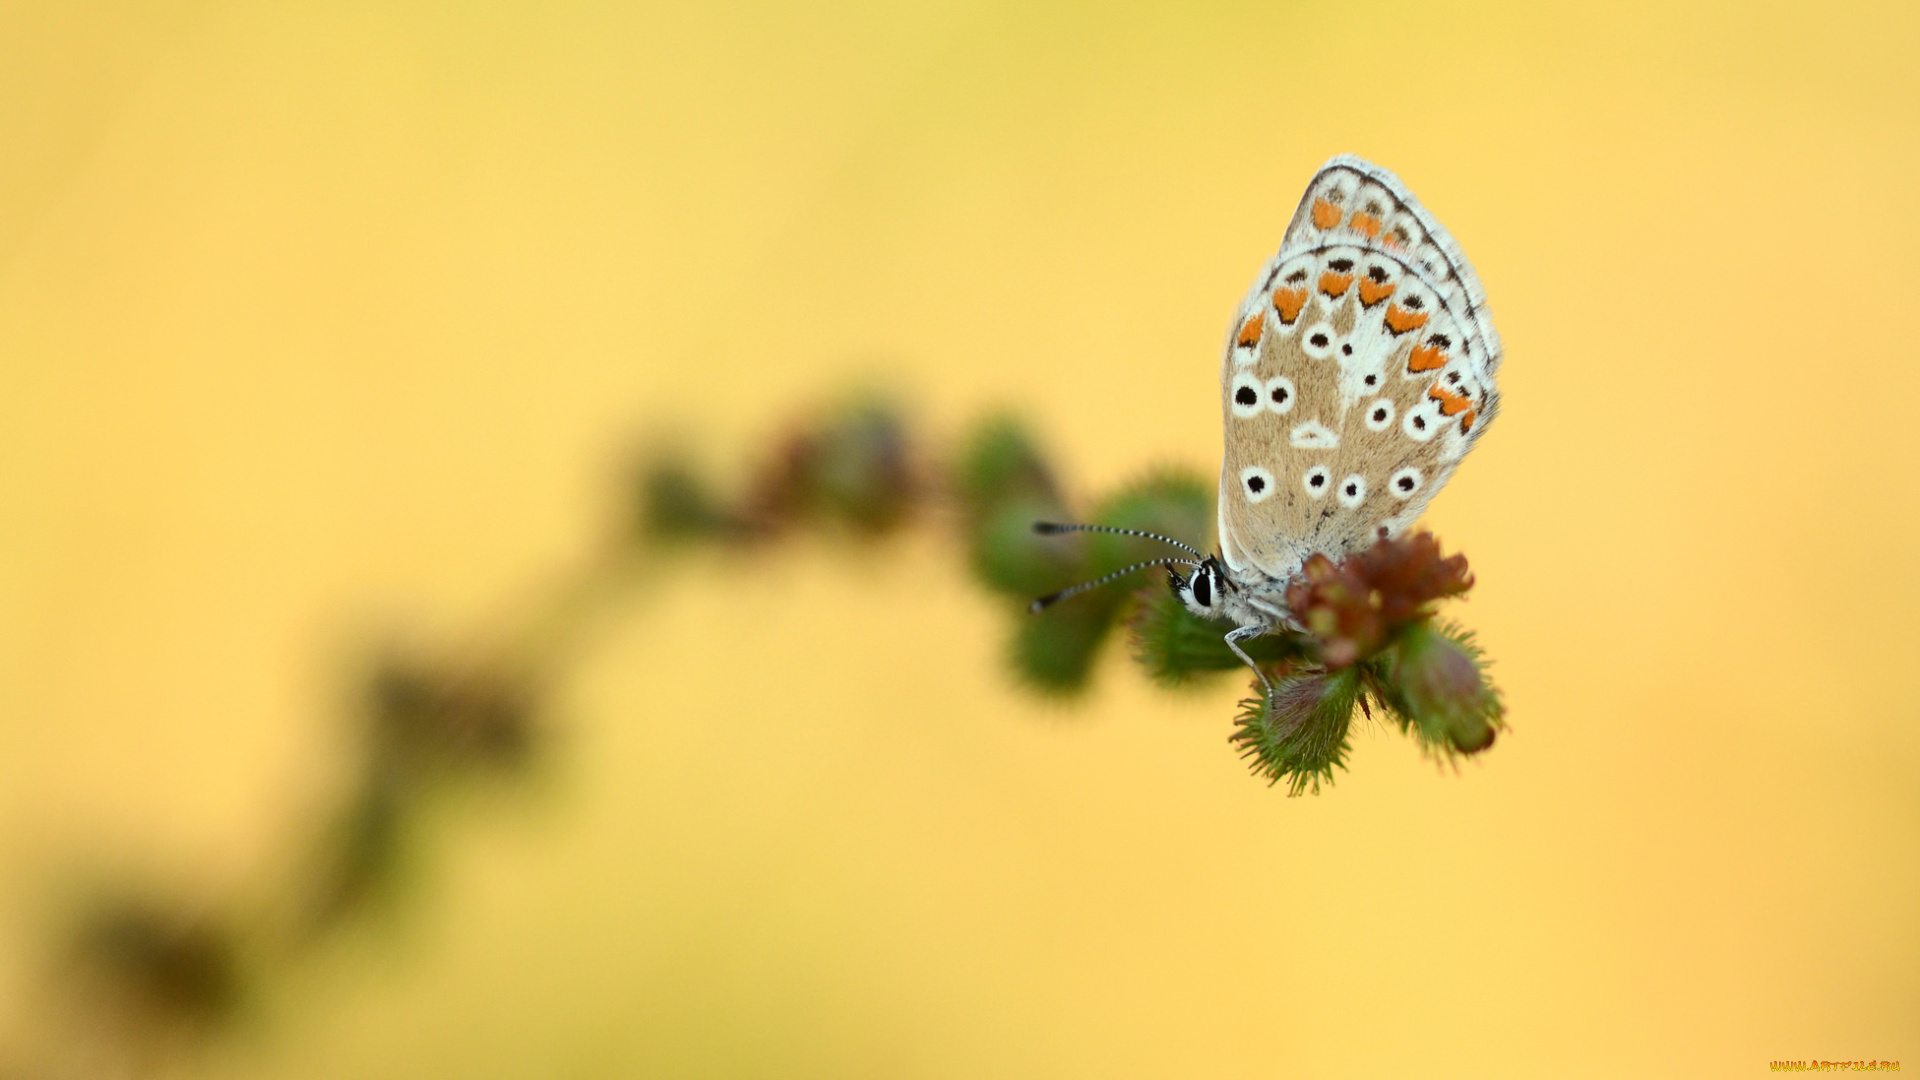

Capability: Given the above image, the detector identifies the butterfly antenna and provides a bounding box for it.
[1028,557,1198,614]
[1031,521,1203,559]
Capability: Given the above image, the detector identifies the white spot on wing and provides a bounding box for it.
[1362,398,1395,431]
[1402,400,1440,442]
[1239,465,1276,503]
[1396,279,1436,314]
[1229,372,1264,418]
[1322,173,1356,206]
[1389,467,1424,500]
[1384,210,1424,251]
[1336,474,1367,508]
[1290,421,1339,449]
[1300,322,1337,360]
[1302,465,1331,499]
[1264,376,1296,414]
[1352,183,1392,223]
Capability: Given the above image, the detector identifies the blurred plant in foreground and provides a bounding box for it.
[638,399,1503,795]
[17,392,1503,1077]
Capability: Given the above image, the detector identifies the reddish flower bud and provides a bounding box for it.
[738,402,922,538]
[1284,532,1473,667]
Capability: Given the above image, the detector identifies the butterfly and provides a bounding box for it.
[1034,154,1502,695]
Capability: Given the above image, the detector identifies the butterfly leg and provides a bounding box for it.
[1224,625,1274,701]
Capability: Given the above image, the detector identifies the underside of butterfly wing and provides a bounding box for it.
[1217,156,1502,582]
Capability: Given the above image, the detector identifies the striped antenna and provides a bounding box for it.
[1028,556,1198,614]
[1031,521,1203,559]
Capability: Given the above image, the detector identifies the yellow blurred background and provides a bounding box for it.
[2,0,1916,1076]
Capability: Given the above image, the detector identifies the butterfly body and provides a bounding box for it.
[1171,155,1501,675]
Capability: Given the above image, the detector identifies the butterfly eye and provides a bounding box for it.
[1192,571,1212,609]
[1337,475,1367,508]
[1301,465,1331,499]
[1389,467,1424,500]
[1363,399,1395,431]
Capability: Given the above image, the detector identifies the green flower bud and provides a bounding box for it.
[1379,621,1503,756]
[1229,666,1362,795]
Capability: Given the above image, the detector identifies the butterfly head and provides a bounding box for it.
[1169,555,1229,620]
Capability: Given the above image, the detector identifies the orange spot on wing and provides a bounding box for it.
[1235,312,1264,348]
[1380,230,1406,250]
[1428,384,1472,416]
[1384,304,1429,335]
[1460,408,1478,433]
[1311,198,1342,230]
[1271,286,1308,324]
[1357,278,1395,307]
[1408,343,1447,372]
[1318,272,1353,297]
[1350,212,1381,239]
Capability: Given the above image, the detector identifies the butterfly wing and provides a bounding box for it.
[1217,155,1502,581]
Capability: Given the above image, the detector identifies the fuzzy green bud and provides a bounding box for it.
[1381,621,1503,755]
[1229,666,1362,795]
